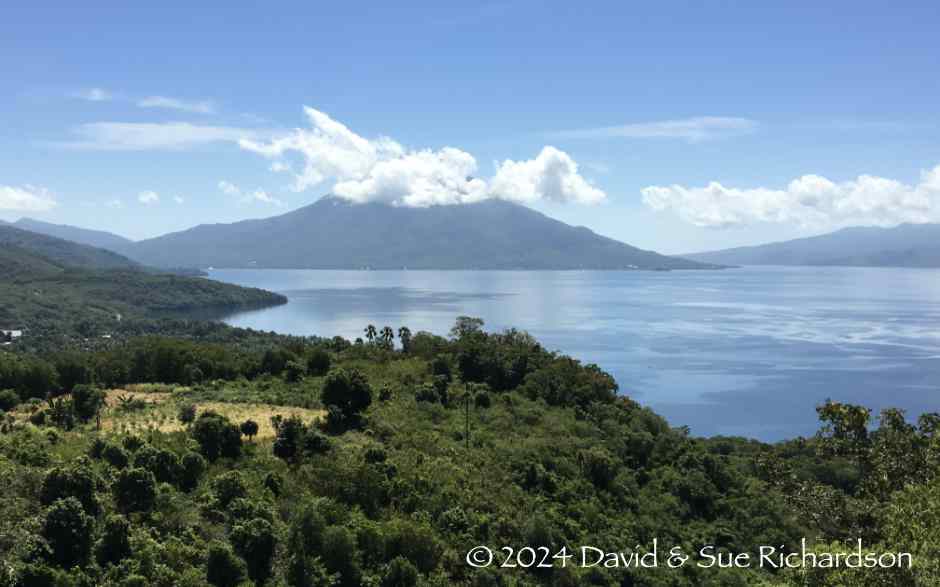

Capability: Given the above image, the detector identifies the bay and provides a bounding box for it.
[207,267,940,441]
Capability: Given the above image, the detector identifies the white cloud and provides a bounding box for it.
[57,122,265,151]
[173,195,185,205]
[0,185,57,212]
[105,198,124,209]
[137,96,216,114]
[70,88,112,102]
[217,181,284,206]
[552,116,758,142]
[642,165,940,229]
[240,107,605,207]
[138,190,160,205]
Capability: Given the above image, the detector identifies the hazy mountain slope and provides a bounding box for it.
[684,223,940,267]
[0,224,141,271]
[14,217,134,251]
[123,196,719,270]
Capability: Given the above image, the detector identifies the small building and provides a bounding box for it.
[1,329,23,339]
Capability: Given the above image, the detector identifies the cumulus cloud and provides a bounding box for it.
[138,96,216,114]
[642,165,940,229]
[240,107,605,207]
[217,180,284,206]
[57,122,265,151]
[138,190,160,205]
[0,185,57,212]
[69,88,112,102]
[552,116,758,142]
[173,195,185,204]
[105,198,124,209]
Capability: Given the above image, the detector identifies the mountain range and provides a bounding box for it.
[103,196,719,270]
[684,223,940,267]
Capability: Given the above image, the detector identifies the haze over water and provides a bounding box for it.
[209,267,940,441]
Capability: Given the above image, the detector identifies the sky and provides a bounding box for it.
[1,1,939,254]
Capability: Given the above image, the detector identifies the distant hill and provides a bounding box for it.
[121,196,719,270]
[0,224,140,271]
[684,223,940,267]
[14,217,134,251]
[0,229,286,335]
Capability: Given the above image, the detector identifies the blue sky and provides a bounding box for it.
[2,1,939,254]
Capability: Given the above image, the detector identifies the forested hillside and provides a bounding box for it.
[1,318,935,586]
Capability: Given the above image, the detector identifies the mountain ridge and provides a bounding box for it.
[683,222,940,267]
[117,196,721,270]
[13,217,134,250]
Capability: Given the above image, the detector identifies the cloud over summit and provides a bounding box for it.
[240,107,605,207]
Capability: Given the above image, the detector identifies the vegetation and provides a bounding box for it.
[1,316,935,585]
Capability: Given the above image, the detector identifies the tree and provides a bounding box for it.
[273,415,306,462]
[41,497,94,568]
[364,324,377,344]
[284,359,307,382]
[211,471,248,509]
[382,556,420,587]
[134,446,182,484]
[240,419,259,441]
[397,327,412,353]
[206,541,246,587]
[192,411,243,462]
[380,326,395,349]
[40,459,100,516]
[306,348,331,376]
[450,316,484,339]
[321,368,372,422]
[179,452,206,492]
[0,388,19,412]
[231,518,277,585]
[261,347,295,376]
[321,526,361,587]
[113,467,157,514]
[95,514,131,566]
[70,384,105,423]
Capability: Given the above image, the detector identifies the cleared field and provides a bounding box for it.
[101,389,325,439]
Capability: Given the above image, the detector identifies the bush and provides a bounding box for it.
[178,403,197,425]
[321,526,361,586]
[134,446,182,485]
[273,415,306,462]
[192,411,242,462]
[113,467,157,514]
[41,497,94,568]
[284,360,307,382]
[206,540,246,587]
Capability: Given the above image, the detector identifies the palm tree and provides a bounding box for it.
[397,326,412,353]
[380,326,395,348]
[364,324,377,344]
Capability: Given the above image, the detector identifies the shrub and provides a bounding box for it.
[284,360,307,382]
[102,444,130,470]
[321,526,361,586]
[41,497,94,568]
[273,415,306,462]
[134,446,182,485]
[178,403,197,425]
[113,467,157,514]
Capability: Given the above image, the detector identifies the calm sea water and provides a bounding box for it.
[207,267,940,441]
